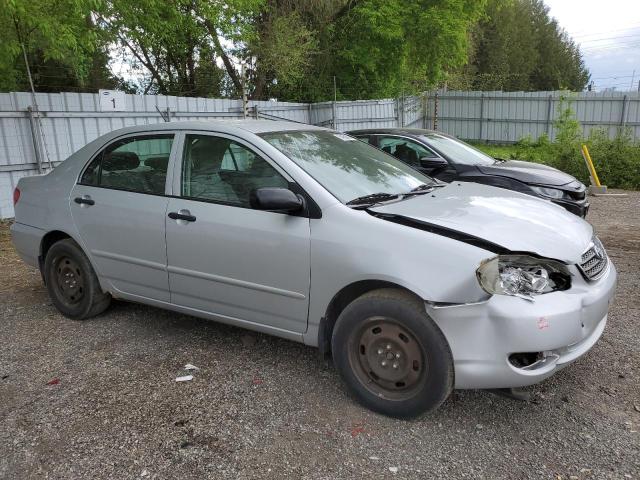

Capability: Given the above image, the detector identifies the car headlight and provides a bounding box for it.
[476,255,571,301]
[529,185,565,199]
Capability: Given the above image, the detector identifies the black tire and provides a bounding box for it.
[44,238,111,320]
[331,288,453,418]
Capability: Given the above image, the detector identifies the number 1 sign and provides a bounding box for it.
[99,90,127,112]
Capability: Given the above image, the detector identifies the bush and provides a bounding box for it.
[473,99,640,190]
[586,129,640,190]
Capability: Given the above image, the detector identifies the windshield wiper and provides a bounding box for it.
[403,183,446,195]
[346,192,399,207]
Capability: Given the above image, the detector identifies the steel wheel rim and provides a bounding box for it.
[348,316,427,401]
[53,255,85,306]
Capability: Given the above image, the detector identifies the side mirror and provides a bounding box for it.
[419,156,448,169]
[250,187,304,213]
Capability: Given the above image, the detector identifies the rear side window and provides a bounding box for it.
[80,135,174,195]
[181,134,288,207]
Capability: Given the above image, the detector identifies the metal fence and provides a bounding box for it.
[0,92,309,218]
[425,90,640,144]
[1,89,639,218]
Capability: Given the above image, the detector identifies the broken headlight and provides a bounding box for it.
[476,255,571,301]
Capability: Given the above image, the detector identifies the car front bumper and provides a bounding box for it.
[427,261,617,389]
[553,197,590,217]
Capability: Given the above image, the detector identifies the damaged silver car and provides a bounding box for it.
[11,121,616,418]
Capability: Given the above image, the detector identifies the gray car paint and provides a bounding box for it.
[11,120,616,389]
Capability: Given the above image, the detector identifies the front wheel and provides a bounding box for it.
[331,289,453,418]
[44,238,111,320]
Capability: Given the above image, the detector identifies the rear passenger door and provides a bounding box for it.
[70,133,175,302]
[165,132,311,334]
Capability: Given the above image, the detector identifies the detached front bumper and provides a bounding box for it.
[552,197,590,218]
[427,261,617,389]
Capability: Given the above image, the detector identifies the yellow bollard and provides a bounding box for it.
[581,144,601,187]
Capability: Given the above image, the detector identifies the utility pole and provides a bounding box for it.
[630,70,636,92]
[21,42,51,172]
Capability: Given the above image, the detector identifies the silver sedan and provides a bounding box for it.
[11,121,616,418]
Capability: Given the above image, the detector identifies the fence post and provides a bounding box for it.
[26,106,44,174]
[546,95,553,138]
[332,100,338,130]
[621,95,628,126]
[254,104,260,120]
[479,93,485,142]
[433,92,439,130]
[422,93,429,129]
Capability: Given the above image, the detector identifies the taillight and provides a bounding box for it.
[13,187,20,205]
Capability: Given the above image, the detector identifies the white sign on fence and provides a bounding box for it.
[99,89,127,111]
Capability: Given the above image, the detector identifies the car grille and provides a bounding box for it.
[578,237,609,281]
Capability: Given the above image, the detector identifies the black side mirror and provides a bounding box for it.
[250,187,304,213]
[419,156,448,169]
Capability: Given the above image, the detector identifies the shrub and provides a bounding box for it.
[474,98,640,190]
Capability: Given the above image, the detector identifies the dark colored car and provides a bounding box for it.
[347,128,589,217]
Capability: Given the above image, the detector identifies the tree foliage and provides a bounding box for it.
[0,0,121,91]
[0,0,591,99]
[458,0,590,91]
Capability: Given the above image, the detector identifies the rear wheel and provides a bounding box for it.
[331,288,453,418]
[44,239,111,320]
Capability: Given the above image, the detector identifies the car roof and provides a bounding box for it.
[346,127,447,137]
[102,119,328,137]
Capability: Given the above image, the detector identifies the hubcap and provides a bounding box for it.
[349,317,427,400]
[54,256,85,305]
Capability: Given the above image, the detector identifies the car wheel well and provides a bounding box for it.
[318,280,424,361]
[40,231,72,269]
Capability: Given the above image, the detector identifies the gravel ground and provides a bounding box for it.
[1,191,639,480]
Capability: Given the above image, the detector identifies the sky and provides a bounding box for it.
[545,0,640,91]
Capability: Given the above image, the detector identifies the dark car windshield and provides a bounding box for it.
[259,130,435,203]
[420,133,496,166]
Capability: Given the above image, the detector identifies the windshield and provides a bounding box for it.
[420,133,496,166]
[259,131,434,203]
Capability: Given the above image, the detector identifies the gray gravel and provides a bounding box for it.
[1,191,639,480]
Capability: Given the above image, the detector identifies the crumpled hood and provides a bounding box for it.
[370,182,592,263]
[477,159,579,187]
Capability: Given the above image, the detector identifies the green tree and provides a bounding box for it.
[260,0,487,101]
[0,0,114,91]
[468,0,589,92]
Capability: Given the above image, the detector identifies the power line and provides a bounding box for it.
[570,25,640,39]
[579,34,640,45]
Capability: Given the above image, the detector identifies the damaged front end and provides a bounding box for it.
[476,255,572,302]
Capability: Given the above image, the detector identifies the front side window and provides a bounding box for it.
[377,136,438,167]
[80,134,173,194]
[181,134,288,207]
[260,130,435,203]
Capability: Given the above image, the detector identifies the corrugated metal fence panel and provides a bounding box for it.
[2,89,640,217]
[335,99,398,131]
[433,90,640,143]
